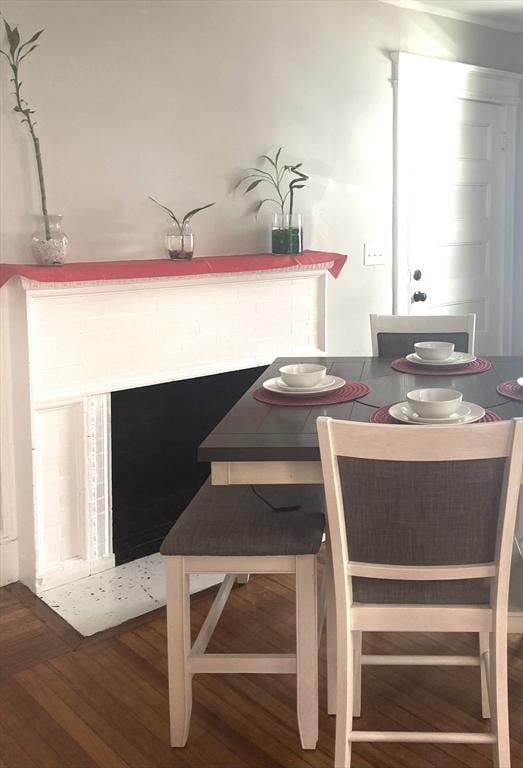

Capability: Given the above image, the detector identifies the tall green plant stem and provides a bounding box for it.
[289,167,308,218]
[11,61,50,239]
[236,148,309,220]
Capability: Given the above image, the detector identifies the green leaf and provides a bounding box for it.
[254,198,280,217]
[260,154,277,170]
[248,167,273,178]
[291,184,306,189]
[3,19,14,45]
[148,196,180,227]
[17,45,37,63]
[182,202,215,225]
[244,179,263,193]
[233,178,248,193]
[8,25,20,55]
[20,29,44,49]
[235,172,267,191]
[275,147,282,166]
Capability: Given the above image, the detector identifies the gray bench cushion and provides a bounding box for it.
[160,480,325,557]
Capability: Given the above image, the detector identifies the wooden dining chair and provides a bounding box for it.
[160,479,325,750]
[317,416,523,768]
[369,313,476,357]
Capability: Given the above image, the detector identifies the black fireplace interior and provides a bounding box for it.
[111,366,265,565]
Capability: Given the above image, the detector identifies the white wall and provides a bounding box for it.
[514,34,523,355]
[1,0,522,353]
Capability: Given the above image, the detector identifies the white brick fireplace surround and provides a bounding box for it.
[0,264,330,603]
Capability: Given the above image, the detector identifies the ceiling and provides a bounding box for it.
[380,0,523,32]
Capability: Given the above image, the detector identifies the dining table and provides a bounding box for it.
[198,355,523,632]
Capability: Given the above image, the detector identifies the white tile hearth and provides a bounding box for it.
[40,553,222,636]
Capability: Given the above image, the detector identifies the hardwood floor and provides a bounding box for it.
[1,576,522,768]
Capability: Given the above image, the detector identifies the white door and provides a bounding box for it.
[393,53,519,355]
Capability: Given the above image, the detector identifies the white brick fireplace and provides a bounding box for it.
[0,264,329,594]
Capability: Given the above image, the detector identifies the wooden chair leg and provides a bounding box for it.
[296,555,318,750]
[353,631,362,717]
[490,624,511,768]
[317,565,328,640]
[166,557,192,747]
[479,631,491,719]
[326,557,337,716]
[335,608,353,768]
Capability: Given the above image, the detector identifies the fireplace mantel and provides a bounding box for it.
[0,250,346,289]
[0,254,346,592]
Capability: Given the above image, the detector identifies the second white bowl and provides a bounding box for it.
[406,388,463,418]
[414,341,455,361]
[279,363,327,388]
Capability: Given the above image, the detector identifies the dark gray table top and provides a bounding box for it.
[198,356,523,463]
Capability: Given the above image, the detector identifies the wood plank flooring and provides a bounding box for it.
[1,576,522,768]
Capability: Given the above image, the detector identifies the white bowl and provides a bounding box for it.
[406,388,463,419]
[279,363,327,388]
[414,341,455,361]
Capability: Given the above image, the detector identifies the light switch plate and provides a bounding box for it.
[364,243,386,266]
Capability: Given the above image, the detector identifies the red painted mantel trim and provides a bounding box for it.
[0,250,347,289]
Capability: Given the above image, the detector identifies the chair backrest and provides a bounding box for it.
[369,314,476,357]
[317,418,523,611]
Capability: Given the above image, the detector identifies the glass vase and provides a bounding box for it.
[271,213,303,255]
[31,214,68,266]
[165,224,194,260]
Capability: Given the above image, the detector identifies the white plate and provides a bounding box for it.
[389,401,485,425]
[275,375,336,391]
[262,375,345,396]
[406,352,476,367]
[517,377,523,387]
[398,403,471,424]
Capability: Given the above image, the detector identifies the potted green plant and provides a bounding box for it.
[1,17,67,265]
[149,198,215,260]
[236,147,309,254]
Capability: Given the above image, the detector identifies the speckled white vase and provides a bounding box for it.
[31,214,68,266]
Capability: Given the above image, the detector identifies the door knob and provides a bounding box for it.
[413,269,422,281]
[413,291,427,302]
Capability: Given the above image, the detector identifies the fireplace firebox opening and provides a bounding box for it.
[111,366,265,565]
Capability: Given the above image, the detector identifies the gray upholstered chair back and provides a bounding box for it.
[376,331,469,358]
[338,456,506,604]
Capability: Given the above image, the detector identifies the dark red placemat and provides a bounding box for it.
[370,404,501,424]
[391,357,491,376]
[253,380,369,407]
[497,379,523,402]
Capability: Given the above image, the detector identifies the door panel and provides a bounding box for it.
[456,122,490,159]
[397,83,507,353]
[436,242,489,282]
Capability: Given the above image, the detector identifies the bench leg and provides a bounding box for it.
[479,631,491,719]
[296,555,318,749]
[353,631,362,717]
[166,557,192,747]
